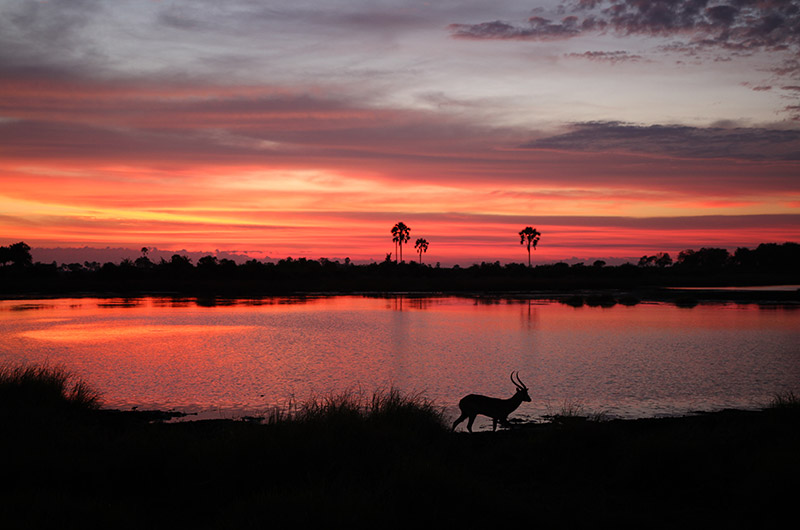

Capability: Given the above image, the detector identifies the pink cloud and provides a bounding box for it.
[1,55,798,265]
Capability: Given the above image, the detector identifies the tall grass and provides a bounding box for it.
[544,398,609,423]
[768,390,799,409]
[265,387,447,432]
[0,363,101,411]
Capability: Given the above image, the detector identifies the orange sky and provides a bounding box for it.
[1,1,798,265]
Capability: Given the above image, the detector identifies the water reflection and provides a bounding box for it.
[152,297,194,308]
[0,296,798,425]
[472,296,503,305]
[147,295,329,309]
[407,297,436,311]
[758,304,800,311]
[4,303,56,312]
[518,300,540,330]
[97,299,141,308]
[20,323,254,342]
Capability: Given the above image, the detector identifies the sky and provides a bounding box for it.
[1,0,799,265]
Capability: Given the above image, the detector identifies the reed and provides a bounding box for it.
[544,398,609,424]
[769,390,799,409]
[0,362,101,411]
[265,386,447,433]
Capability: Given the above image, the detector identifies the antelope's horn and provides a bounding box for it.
[513,372,528,390]
[510,371,522,390]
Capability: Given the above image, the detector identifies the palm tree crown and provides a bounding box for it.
[519,227,541,267]
[414,238,429,264]
[391,222,411,263]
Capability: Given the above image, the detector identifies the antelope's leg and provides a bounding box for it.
[452,413,467,431]
[466,415,476,433]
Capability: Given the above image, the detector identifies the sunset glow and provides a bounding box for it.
[2,0,798,264]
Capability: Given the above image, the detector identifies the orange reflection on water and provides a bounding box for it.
[21,323,255,342]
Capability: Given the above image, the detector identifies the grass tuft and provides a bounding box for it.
[768,390,800,409]
[0,362,102,412]
[264,387,447,432]
[544,398,609,424]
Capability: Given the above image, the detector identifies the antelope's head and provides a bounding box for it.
[511,371,531,402]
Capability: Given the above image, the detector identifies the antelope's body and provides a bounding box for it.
[452,372,531,432]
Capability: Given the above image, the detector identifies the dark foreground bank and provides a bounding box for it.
[0,366,800,528]
[5,409,796,529]
[2,367,798,529]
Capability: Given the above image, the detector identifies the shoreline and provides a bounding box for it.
[96,396,781,425]
[2,285,799,305]
[102,401,781,426]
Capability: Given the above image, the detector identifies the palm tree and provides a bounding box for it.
[518,226,541,267]
[414,238,429,264]
[391,222,411,263]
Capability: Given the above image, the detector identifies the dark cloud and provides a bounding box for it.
[0,0,107,71]
[773,58,800,76]
[450,0,800,52]
[706,4,739,25]
[521,121,800,161]
[450,15,583,40]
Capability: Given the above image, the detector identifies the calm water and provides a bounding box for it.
[1,296,798,426]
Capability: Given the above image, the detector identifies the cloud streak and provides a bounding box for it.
[564,50,644,63]
[521,121,800,161]
[450,0,800,52]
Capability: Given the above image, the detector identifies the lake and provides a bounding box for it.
[1,295,798,427]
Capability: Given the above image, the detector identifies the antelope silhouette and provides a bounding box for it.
[452,372,531,432]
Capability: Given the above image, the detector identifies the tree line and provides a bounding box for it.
[1,240,798,296]
[2,240,798,274]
